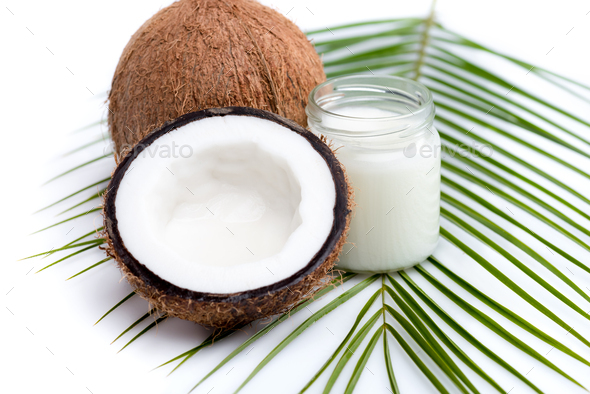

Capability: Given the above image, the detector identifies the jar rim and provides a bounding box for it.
[307,74,434,122]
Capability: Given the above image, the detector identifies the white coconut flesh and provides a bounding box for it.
[115,115,336,294]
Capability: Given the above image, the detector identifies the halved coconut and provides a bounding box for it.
[103,107,351,328]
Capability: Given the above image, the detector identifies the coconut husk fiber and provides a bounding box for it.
[108,0,325,159]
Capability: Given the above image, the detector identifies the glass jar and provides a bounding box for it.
[306,75,440,273]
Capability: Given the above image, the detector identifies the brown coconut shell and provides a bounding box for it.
[108,0,325,159]
[102,107,353,329]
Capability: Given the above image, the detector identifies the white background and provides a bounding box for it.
[1,0,590,393]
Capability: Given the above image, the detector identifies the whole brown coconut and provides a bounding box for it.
[108,0,325,158]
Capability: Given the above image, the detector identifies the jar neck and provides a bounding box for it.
[306,75,435,147]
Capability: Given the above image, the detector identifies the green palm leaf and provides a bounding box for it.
[344,326,382,394]
[234,275,378,394]
[441,206,590,316]
[441,228,590,349]
[385,304,470,393]
[299,288,381,393]
[118,313,168,353]
[383,287,478,393]
[414,268,584,388]
[398,272,544,393]
[113,308,158,346]
[42,153,113,185]
[382,326,399,394]
[31,207,102,234]
[385,323,451,394]
[70,119,105,134]
[95,291,136,325]
[36,243,104,273]
[387,274,504,392]
[34,177,110,213]
[67,257,111,280]
[63,136,109,157]
[323,309,382,394]
[179,272,357,388]
[425,259,590,368]
[57,188,106,216]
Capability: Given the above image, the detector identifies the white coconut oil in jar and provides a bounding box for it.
[306,75,440,273]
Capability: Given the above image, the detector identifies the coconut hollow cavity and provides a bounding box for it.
[108,0,326,159]
[103,107,352,328]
